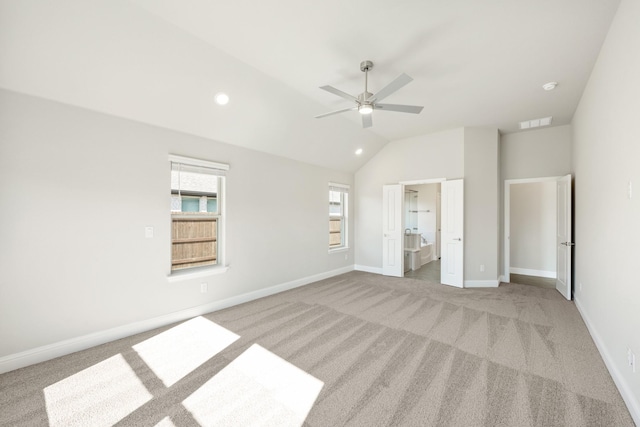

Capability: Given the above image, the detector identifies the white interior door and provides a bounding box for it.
[556,174,573,300]
[382,184,403,277]
[441,179,464,287]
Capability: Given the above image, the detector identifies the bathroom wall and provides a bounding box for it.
[405,183,438,243]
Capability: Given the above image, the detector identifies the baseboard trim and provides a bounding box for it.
[0,265,354,375]
[464,279,500,288]
[498,275,506,283]
[575,298,640,426]
[509,267,556,279]
[354,265,383,275]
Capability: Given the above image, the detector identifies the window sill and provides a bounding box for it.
[167,265,229,283]
[328,247,349,254]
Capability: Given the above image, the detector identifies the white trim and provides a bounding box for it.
[575,298,640,426]
[464,279,500,288]
[168,154,229,171]
[328,247,349,254]
[498,275,507,283]
[504,175,563,282]
[509,267,556,279]
[399,177,446,185]
[0,265,354,375]
[328,182,350,190]
[167,265,229,282]
[355,265,383,274]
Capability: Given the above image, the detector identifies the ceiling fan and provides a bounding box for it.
[315,60,424,128]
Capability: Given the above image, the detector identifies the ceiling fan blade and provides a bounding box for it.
[319,85,358,102]
[368,73,413,102]
[315,106,357,119]
[362,113,372,128]
[375,103,424,114]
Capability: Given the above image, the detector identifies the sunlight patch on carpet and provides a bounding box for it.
[133,316,239,387]
[44,354,152,427]
[182,344,324,427]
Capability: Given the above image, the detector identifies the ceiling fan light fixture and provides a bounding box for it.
[359,104,373,115]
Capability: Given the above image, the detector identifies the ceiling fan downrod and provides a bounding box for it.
[360,60,374,106]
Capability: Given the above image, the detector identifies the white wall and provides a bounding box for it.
[571,0,640,421]
[464,128,500,284]
[354,128,464,270]
[509,181,557,276]
[0,90,353,359]
[501,125,572,180]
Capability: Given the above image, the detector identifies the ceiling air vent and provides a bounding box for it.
[520,116,552,130]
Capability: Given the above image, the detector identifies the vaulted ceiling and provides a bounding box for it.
[0,0,620,172]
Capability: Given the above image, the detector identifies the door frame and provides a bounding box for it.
[503,176,562,283]
[398,178,446,277]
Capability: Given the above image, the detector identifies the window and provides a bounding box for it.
[329,183,349,250]
[169,155,228,272]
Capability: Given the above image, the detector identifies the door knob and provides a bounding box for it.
[453,238,462,241]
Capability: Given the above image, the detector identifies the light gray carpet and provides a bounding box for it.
[0,271,634,426]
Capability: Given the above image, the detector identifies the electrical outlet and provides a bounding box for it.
[345,253,348,260]
[145,226,154,238]
[200,283,208,293]
[629,348,636,373]
[480,264,485,272]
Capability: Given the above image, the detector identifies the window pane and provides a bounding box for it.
[207,198,218,213]
[171,195,181,212]
[171,169,218,194]
[171,217,218,270]
[329,191,343,216]
[181,197,200,213]
[329,218,342,247]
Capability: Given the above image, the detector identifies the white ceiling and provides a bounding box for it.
[132,0,620,138]
[0,0,621,172]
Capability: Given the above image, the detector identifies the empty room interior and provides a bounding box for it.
[1,1,639,426]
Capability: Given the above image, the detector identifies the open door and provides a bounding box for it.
[556,174,573,300]
[382,184,403,277]
[441,179,464,287]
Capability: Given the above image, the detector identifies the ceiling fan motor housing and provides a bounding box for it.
[360,60,374,72]
[358,92,374,105]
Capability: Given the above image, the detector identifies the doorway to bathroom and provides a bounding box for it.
[403,183,441,282]
[382,177,464,287]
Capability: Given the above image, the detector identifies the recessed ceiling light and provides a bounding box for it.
[519,116,553,130]
[214,92,229,105]
[355,148,363,155]
[542,82,558,91]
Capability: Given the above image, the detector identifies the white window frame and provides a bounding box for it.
[329,182,349,252]
[168,154,229,280]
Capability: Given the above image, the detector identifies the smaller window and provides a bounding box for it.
[169,155,228,272]
[329,183,349,250]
